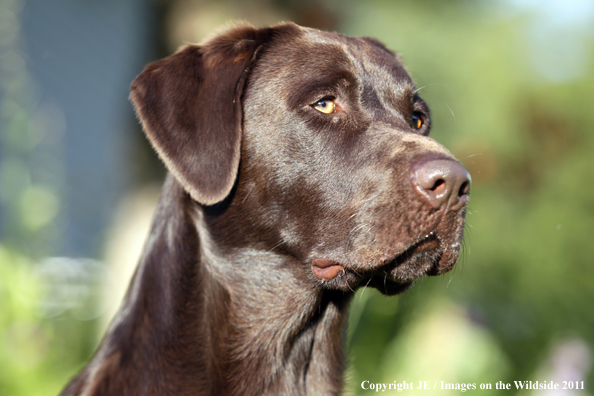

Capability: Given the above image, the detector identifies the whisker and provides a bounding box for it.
[363,225,375,237]
[346,278,355,293]
[267,240,284,253]
[241,184,255,203]
[413,83,452,94]
[348,223,369,238]
[359,278,373,300]
[441,98,456,120]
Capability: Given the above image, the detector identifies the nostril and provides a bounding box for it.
[430,179,446,193]
[459,180,471,197]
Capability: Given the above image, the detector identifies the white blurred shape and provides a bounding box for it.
[536,338,591,396]
[502,0,594,82]
[35,256,109,320]
[101,184,160,332]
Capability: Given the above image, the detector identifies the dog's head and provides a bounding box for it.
[131,23,470,295]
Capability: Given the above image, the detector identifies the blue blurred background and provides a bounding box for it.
[1,0,593,394]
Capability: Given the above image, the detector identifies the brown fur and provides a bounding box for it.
[60,22,470,396]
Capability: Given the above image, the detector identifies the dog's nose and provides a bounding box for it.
[412,158,471,210]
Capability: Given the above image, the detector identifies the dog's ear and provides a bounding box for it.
[131,24,297,205]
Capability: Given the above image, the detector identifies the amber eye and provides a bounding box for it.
[412,112,424,129]
[313,99,336,114]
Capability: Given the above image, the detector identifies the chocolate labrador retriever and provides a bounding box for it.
[60,22,470,396]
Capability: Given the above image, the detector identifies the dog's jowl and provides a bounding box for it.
[60,23,471,396]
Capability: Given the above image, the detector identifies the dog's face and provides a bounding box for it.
[238,27,469,295]
[131,23,470,296]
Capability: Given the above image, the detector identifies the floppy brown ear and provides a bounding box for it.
[130,24,294,205]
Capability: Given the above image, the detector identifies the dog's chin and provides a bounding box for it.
[322,235,461,295]
[366,244,446,295]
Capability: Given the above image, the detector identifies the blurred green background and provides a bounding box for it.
[1,0,593,395]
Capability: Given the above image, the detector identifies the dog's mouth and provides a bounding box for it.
[364,232,444,295]
[312,231,462,296]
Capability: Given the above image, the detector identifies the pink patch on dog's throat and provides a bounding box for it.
[312,259,344,280]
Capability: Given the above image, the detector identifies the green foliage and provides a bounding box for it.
[0,246,97,396]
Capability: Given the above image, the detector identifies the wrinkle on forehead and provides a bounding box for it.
[345,42,416,123]
[298,29,417,122]
[301,29,413,83]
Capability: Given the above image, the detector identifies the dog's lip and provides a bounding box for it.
[381,233,440,269]
[312,259,344,280]
[312,232,447,284]
[349,232,439,278]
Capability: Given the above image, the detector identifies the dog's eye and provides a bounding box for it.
[313,99,336,114]
[412,112,425,129]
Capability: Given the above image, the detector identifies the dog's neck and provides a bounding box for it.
[89,175,351,396]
